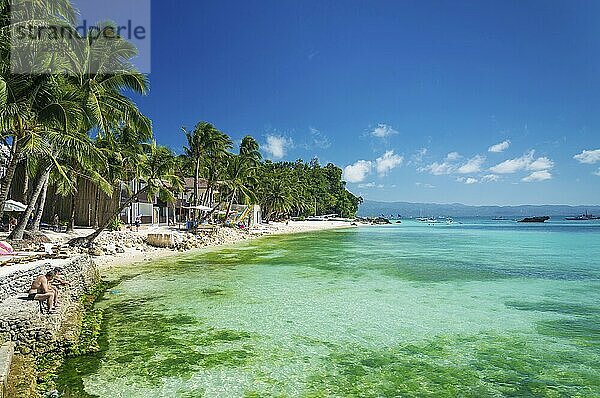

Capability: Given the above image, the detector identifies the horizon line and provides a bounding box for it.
[361,200,600,207]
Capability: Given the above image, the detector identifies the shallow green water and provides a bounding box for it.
[59,220,600,397]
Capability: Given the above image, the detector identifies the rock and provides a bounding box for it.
[89,248,104,256]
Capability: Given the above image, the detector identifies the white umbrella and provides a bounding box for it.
[182,205,213,211]
[3,199,27,212]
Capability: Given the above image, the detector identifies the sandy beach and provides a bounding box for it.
[6,220,357,272]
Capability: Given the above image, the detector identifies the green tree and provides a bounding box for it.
[69,141,182,245]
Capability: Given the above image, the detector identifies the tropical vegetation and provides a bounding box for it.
[0,0,361,243]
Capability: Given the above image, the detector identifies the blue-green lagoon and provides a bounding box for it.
[59,220,600,397]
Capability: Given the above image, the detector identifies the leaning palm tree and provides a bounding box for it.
[0,13,150,223]
[69,141,182,246]
[0,0,78,218]
[9,125,103,240]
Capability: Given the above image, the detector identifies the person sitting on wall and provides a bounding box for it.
[49,266,71,304]
[27,270,58,313]
[52,267,71,287]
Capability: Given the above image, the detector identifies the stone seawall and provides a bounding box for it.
[0,255,100,397]
[0,255,99,352]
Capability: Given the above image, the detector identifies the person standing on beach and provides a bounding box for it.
[53,214,60,232]
[134,215,141,232]
[8,216,17,232]
[27,270,58,313]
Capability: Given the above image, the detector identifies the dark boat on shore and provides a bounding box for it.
[565,211,600,221]
[518,216,550,223]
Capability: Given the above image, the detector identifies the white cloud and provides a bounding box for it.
[481,174,500,182]
[528,157,554,171]
[358,182,375,188]
[343,160,372,183]
[420,153,485,176]
[489,150,554,174]
[371,124,398,138]
[412,148,428,163]
[488,140,511,153]
[456,177,478,184]
[308,127,331,149]
[264,135,293,159]
[457,155,486,174]
[420,161,455,175]
[375,150,403,176]
[358,182,385,189]
[522,170,552,182]
[489,151,534,174]
[446,152,462,161]
[573,149,600,164]
[415,182,435,188]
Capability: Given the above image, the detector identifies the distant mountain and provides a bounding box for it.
[358,200,600,218]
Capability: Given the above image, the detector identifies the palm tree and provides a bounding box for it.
[239,135,261,166]
[183,122,232,216]
[69,141,182,245]
[0,0,78,218]
[221,136,261,223]
[261,179,292,221]
[9,126,103,240]
[0,0,149,219]
[222,155,258,224]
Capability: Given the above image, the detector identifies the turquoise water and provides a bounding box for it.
[59,220,600,397]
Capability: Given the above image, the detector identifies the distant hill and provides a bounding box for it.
[358,200,600,218]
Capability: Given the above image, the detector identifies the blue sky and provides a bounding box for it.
[101,1,600,205]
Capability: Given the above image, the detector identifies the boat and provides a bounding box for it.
[492,216,507,220]
[565,211,600,221]
[518,216,550,223]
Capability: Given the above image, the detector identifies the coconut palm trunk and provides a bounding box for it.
[67,193,76,232]
[69,185,149,245]
[9,168,51,240]
[199,199,226,223]
[224,190,236,225]
[93,186,100,228]
[29,173,49,232]
[193,158,200,220]
[0,138,20,219]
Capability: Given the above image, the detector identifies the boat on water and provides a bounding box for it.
[565,211,600,221]
[492,216,507,220]
[518,216,550,223]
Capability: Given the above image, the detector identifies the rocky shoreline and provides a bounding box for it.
[0,255,100,397]
[63,221,359,270]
